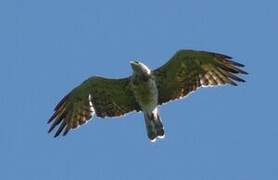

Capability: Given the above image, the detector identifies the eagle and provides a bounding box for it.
[48,49,247,142]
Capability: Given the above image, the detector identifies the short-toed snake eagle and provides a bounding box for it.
[48,50,247,142]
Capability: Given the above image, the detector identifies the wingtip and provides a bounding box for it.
[223,55,233,59]
[48,113,56,124]
[228,60,245,67]
[236,63,245,67]
[241,70,248,75]
[54,132,60,138]
[47,127,59,138]
[230,81,238,86]
[48,125,55,134]
[212,51,233,59]
[63,130,69,136]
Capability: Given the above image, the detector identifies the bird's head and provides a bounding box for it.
[130,61,151,76]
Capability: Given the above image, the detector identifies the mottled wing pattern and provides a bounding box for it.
[48,77,140,137]
[153,50,248,105]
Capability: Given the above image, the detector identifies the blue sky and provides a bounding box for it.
[1,0,278,179]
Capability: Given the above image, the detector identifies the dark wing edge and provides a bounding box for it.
[48,77,141,137]
[153,49,248,105]
[47,91,95,137]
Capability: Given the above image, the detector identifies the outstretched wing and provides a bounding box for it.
[48,77,141,137]
[153,50,248,105]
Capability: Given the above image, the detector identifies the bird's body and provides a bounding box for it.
[130,72,158,113]
[48,49,248,142]
[130,61,164,141]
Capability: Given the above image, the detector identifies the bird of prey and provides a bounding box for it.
[48,49,247,142]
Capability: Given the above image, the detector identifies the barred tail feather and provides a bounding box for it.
[155,113,165,139]
[144,109,165,142]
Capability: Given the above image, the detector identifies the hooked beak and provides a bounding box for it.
[129,61,139,65]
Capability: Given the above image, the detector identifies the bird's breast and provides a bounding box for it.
[131,78,158,111]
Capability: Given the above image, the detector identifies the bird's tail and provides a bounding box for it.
[144,109,165,142]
